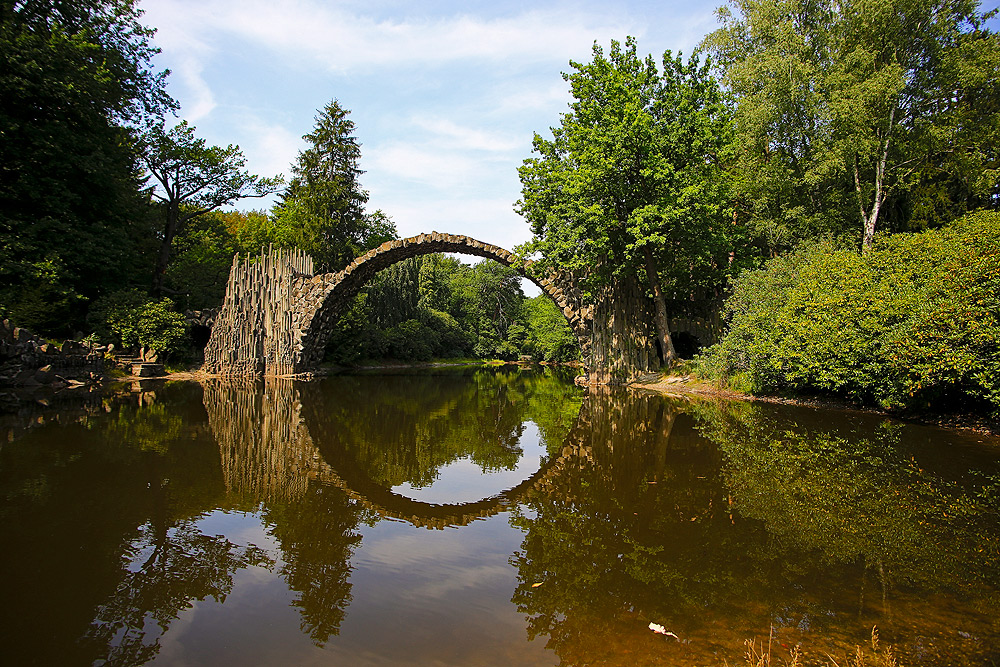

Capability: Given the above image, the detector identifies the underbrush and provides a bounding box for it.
[697,210,1000,415]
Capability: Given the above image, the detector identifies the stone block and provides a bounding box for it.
[132,363,164,377]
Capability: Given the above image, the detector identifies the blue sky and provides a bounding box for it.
[139,0,723,253]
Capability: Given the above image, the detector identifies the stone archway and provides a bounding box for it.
[203,234,592,376]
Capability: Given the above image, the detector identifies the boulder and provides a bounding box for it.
[143,348,159,363]
[34,365,54,383]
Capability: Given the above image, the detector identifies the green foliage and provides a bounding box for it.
[274,99,396,272]
[517,37,742,346]
[162,211,240,310]
[88,289,187,354]
[522,296,579,362]
[703,0,1000,251]
[320,254,572,364]
[141,120,282,294]
[700,210,1000,411]
[0,0,173,334]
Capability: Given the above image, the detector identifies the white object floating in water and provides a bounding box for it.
[648,623,679,639]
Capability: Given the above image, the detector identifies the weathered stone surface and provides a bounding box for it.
[203,235,601,379]
[132,362,165,377]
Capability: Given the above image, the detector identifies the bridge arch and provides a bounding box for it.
[293,233,591,371]
[203,234,592,376]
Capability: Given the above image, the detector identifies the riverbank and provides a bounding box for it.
[631,372,1000,436]
[103,361,1000,437]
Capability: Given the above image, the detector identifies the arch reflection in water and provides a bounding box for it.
[201,369,587,530]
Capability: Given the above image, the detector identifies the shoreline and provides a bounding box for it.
[100,363,999,437]
[629,374,1000,437]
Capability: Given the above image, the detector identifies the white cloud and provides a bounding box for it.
[144,0,637,73]
[367,143,499,189]
[410,117,520,153]
[235,116,302,180]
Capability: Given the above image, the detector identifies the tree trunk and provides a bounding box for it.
[643,246,678,367]
[152,204,180,296]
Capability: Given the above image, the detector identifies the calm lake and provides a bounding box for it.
[1,368,999,666]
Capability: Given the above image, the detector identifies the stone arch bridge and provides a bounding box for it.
[202,234,594,376]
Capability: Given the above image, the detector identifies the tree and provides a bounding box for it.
[517,38,737,367]
[0,0,175,332]
[275,99,396,272]
[703,0,1000,253]
[140,120,281,295]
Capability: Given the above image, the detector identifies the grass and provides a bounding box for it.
[733,627,900,667]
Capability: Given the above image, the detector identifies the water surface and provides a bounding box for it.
[1,368,998,665]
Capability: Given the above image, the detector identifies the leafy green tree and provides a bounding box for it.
[140,120,281,295]
[450,261,525,359]
[88,289,187,354]
[517,38,738,366]
[0,0,174,333]
[523,296,579,362]
[275,99,396,271]
[703,0,1000,252]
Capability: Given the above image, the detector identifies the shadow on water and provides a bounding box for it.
[1,371,999,665]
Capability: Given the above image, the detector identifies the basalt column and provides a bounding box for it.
[202,247,314,376]
[586,275,659,385]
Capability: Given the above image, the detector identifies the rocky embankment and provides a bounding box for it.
[0,320,105,388]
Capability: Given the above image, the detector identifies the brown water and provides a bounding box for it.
[1,368,998,666]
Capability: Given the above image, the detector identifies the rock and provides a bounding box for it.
[34,365,54,383]
[13,327,30,343]
[143,348,159,363]
[132,363,164,377]
[62,340,78,353]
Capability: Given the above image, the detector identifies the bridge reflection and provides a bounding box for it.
[201,371,590,529]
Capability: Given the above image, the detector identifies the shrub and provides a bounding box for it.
[88,290,188,355]
[699,210,1000,412]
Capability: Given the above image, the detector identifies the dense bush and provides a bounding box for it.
[88,290,188,355]
[699,211,1000,412]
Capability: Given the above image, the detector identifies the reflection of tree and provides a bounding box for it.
[511,390,1000,664]
[85,517,270,665]
[261,482,363,645]
[301,367,583,489]
[693,399,1000,600]
[202,378,367,646]
[0,382,269,666]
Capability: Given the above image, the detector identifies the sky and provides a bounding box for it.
[139,0,725,255]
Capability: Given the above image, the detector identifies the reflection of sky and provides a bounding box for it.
[149,504,551,665]
[391,421,547,504]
